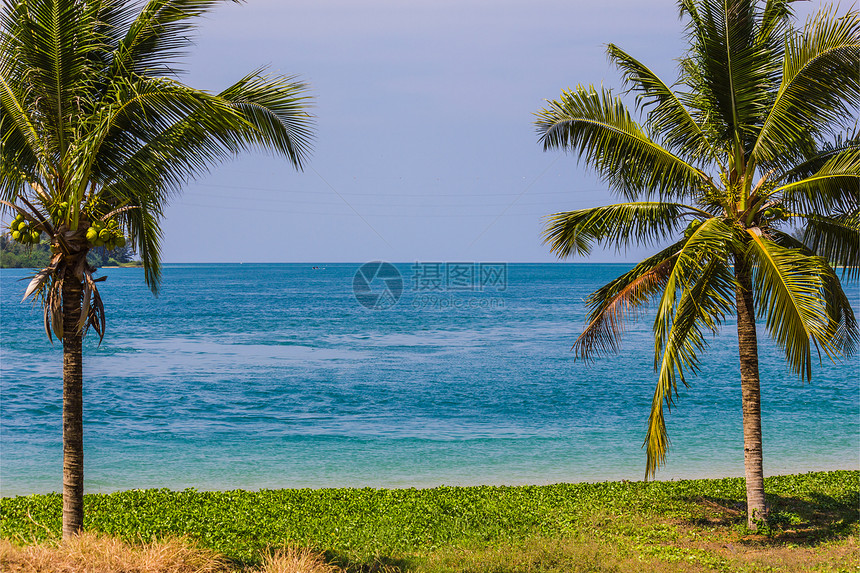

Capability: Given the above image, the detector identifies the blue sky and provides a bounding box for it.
[160,0,823,263]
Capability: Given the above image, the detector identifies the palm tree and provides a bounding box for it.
[535,0,858,528]
[0,0,313,538]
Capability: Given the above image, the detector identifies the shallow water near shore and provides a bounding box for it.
[1,263,858,495]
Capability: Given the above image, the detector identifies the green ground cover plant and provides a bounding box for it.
[2,471,857,572]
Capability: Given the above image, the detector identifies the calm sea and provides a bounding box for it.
[1,263,858,496]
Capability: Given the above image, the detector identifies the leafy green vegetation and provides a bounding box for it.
[0,234,138,269]
[2,471,856,571]
[85,244,140,268]
[0,234,51,269]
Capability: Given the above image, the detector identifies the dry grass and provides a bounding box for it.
[0,532,228,572]
[1,526,857,573]
[718,539,858,572]
[670,521,860,573]
[418,533,859,573]
[261,546,341,573]
[0,535,354,573]
[420,535,705,573]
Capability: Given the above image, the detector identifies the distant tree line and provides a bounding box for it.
[0,234,138,269]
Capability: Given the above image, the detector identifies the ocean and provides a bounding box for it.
[1,263,857,496]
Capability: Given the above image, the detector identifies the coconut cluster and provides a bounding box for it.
[8,214,41,244]
[760,206,786,221]
[51,201,70,223]
[86,218,126,249]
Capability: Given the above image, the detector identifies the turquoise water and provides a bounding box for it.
[1,263,858,496]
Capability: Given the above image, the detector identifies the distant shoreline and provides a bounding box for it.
[100,262,143,268]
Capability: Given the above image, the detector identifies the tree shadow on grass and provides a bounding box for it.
[326,551,410,573]
[680,492,858,547]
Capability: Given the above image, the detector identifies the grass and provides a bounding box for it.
[0,533,339,572]
[0,533,227,572]
[1,471,857,572]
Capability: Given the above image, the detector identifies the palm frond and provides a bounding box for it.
[21,253,61,341]
[88,85,242,196]
[72,75,251,199]
[542,202,705,258]
[799,211,860,279]
[113,0,240,76]
[606,43,718,167]
[81,268,106,342]
[780,129,860,182]
[46,273,63,341]
[535,85,709,200]
[0,145,31,203]
[678,0,783,158]
[8,0,104,158]
[821,270,859,357]
[751,5,860,171]
[744,230,842,380]
[574,243,680,361]
[778,147,860,214]
[0,63,52,183]
[771,228,859,355]
[90,0,138,50]
[22,257,59,302]
[757,0,793,43]
[86,77,312,293]
[117,192,163,292]
[219,70,314,170]
[652,217,737,361]
[90,73,313,186]
[645,254,735,478]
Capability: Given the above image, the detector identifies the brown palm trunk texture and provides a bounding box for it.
[62,268,84,538]
[734,255,768,529]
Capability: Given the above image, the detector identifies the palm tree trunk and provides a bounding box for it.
[62,270,84,538]
[734,255,767,529]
